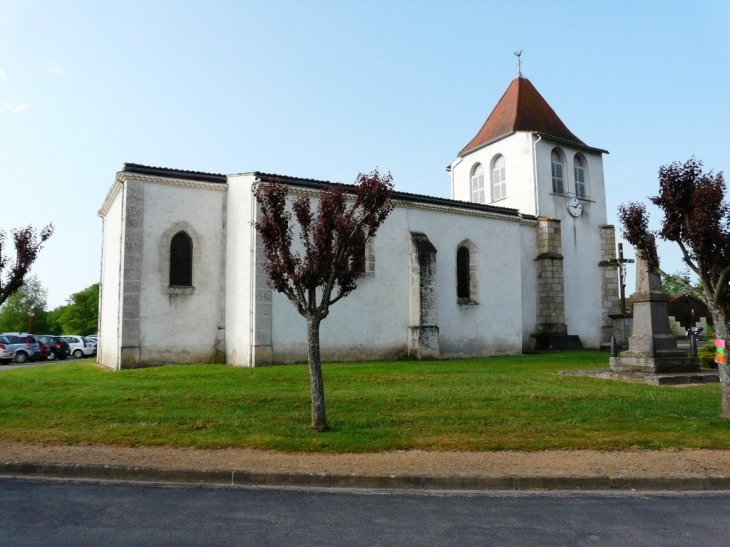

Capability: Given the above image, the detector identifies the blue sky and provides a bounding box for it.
[1,0,728,307]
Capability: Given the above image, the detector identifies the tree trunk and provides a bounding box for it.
[712,307,730,419]
[306,314,328,432]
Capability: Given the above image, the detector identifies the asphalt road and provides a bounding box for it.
[1,479,730,546]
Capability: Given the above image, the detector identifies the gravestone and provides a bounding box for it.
[609,243,700,373]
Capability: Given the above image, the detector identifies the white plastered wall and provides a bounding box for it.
[519,221,538,350]
[98,182,124,369]
[266,199,525,363]
[534,138,608,348]
[137,181,226,364]
[451,132,537,214]
[224,173,256,367]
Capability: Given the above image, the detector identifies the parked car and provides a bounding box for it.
[0,336,16,365]
[83,337,97,355]
[63,336,96,359]
[37,335,70,360]
[36,338,51,361]
[0,333,41,363]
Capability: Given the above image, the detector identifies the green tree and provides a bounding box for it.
[0,275,51,333]
[57,284,98,335]
[45,305,67,335]
[661,270,699,296]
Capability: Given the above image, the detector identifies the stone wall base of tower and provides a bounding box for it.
[531,334,584,352]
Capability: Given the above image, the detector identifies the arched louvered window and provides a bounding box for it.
[457,247,470,299]
[574,155,586,198]
[169,232,193,286]
[491,155,506,202]
[471,164,485,204]
[551,150,564,194]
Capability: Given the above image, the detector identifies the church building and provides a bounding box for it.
[97,76,620,369]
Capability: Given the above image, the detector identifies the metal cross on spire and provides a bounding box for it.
[514,50,523,77]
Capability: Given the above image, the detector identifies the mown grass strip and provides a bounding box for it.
[0,351,727,452]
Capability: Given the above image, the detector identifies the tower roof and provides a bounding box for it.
[459,77,601,156]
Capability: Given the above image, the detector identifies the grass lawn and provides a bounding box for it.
[0,351,728,452]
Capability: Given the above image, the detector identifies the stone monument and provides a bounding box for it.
[610,242,700,373]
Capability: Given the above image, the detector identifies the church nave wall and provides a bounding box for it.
[265,203,525,365]
[136,180,227,367]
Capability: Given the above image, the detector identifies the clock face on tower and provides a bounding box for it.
[568,198,582,217]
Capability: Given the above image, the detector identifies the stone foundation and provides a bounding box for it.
[609,355,700,373]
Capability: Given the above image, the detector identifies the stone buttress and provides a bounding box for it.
[531,218,583,351]
[598,225,621,348]
[408,232,439,359]
[120,180,144,368]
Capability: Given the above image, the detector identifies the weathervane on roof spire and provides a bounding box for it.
[514,50,523,77]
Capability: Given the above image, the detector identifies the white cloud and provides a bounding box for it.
[0,68,7,82]
[3,101,30,113]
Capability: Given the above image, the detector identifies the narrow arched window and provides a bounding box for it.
[491,155,506,201]
[471,164,485,204]
[170,232,193,286]
[551,150,564,194]
[457,247,470,299]
[574,156,586,197]
[350,229,367,274]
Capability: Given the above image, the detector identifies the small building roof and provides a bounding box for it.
[123,163,227,184]
[459,77,607,156]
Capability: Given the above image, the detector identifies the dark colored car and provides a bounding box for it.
[37,335,70,361]
[36,338,51,361]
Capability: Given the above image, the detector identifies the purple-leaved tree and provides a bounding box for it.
[0,224,54,307]
[253,170,394,431]
[617,158,730,417]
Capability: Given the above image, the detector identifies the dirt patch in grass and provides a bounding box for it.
[2,441,730,478]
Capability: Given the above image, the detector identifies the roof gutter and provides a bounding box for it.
[253,172,522,218]
[458,132,515,158]
[534,132,609,155]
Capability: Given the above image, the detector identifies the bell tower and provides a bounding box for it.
[448,76,618,349]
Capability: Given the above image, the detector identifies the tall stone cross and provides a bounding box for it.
[608,243,634,314]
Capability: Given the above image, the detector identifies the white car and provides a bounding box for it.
[63,336,96,359]
[84,337,97,354]
[0,336,16,365]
